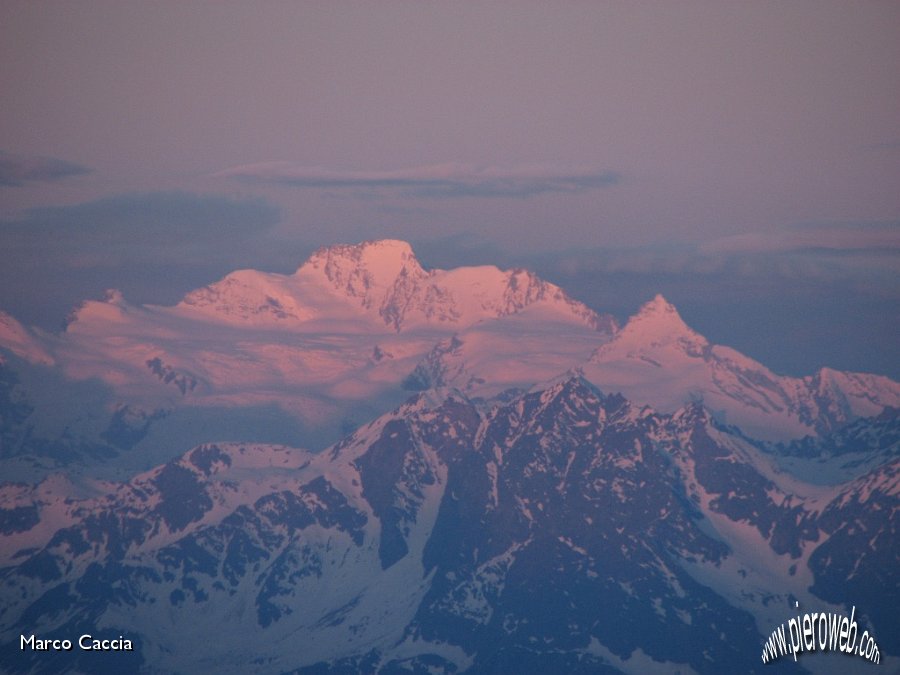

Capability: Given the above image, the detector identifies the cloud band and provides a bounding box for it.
[0,151,91,187]
[215,162,619,198]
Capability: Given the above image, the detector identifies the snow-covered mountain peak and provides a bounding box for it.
[307,238,418,271]
[591,294,705,361]
[671,398,716,429]
[177,268,313,323]
[171,240,431,327]
[626,294,695,337]
[642,292,673,310]
[293,239,608,332]
[497,268,567,315]
[64,288,138,333]
[579,294,900,441]
[805,367,900,426]
[49,239,608,337]
[301,239,427,301]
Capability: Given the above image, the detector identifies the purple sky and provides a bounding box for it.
[1,1,898,376]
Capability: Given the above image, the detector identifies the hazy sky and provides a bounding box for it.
[1,1,898,376]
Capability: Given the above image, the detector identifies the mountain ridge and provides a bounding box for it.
[170,238,610,332]
[2,377,896,673]
[0,240,897,487]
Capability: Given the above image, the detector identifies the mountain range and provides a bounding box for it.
[0,239,897,673]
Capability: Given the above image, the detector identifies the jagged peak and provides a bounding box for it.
[520,375,612,415]
[399,386,474,415]
[588,293,706,364]
[543,373,597,396]
[302,239,425,286]
[293,240,432,321]
[634,293,681,320]
[806,367,900,419]
[618,294,701,341]
[808,366,898,391]
[62,239,609,333]
[527,369,589,395]
[176,266,312,322]
[499,268,551,309]
[294,239,611,331]
[672,399,716,428]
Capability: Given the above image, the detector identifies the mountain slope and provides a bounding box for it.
[173,239,607,332]
[580,295,900,441]
[3,380,896,673]
[0,241,614,477]
[2,242,897,486]
[410,292,900,443]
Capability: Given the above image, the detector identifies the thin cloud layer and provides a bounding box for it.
[0,191,283,327]
[520,238,899,289]
[864,139,900,151]
[701,222,900,255]
[0,151,92,187]
[396,229,899,378]
[4,191,281,254]
[215,162,620,198]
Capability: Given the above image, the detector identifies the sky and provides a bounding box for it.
[1,1,898,377]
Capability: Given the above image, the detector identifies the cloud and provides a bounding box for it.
[214,162,620,198]
[493,221,899,310]
[0,151,92,187]
[408,232,510,270]
[503,235,899,379]
[0,191,284,327]
[864,139,900,151]
[700,222,900,255]
[2,191,281,259]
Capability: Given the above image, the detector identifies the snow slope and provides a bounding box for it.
[0,241,614,474]
[1,243,897,485]
[2,380,896,673]
[580,295,900,441]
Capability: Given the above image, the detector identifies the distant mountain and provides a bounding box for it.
[414,293,900,442]
[0,240,614,477]
[176,239,609,332]
[581,295,900,440]
[0,238,897,482]
[1,238,897,672]
[1,379,896,673]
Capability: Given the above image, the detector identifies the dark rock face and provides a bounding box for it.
[0,504,39,535]
[410,380,758,674]
[0,378,896,673]
[188,443,233,475]
[0,364,34,456]
[152,463,213,532]
[145,357,198,395]
[354,420,423,569]
[808,459,900,638]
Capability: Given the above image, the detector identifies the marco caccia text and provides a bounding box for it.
[21,634,134,651]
